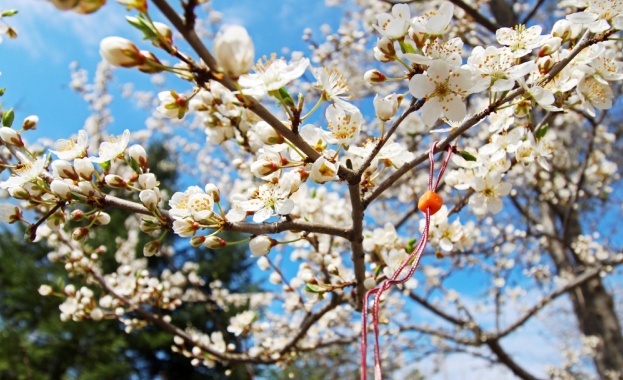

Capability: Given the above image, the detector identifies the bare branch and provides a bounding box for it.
[349,181,367,311]
[495,265,612,339]
[226,220,352,240]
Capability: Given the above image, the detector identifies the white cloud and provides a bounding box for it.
[3,0,132,61]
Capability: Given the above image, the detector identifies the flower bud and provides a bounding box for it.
[64,284,76,296]
[205,183,220,202]
[90,308,104,321]
[52,160,79,181]
[104,174,127,188]
[269,271,282,284]
[49,0,79,10]
[250,159,279,178]
[249,235,277,257]
[190,235,206,247]
[50,179,72,200]
[38,284,53,296]
[77,181,96,196]
[213,25,255,79]
[99,37,145,68]
[74,157,95,180]
[256,256,270,271]
[137,50,164,73]
[552,19,572,42]
[72,0,106,14]
[373,93,400,121]
[374,37,396,62]
[139,189,159,211]
[72,227,90,241]
[363,277,377,290]
[143,240,161,257]
[8,186,29,200]
[23,115,39,130]
[129,144,148,170]
[364,69,386,85]
[203,236,227,249]
[253,121,284,145]
[153,22,173,47]
[0,202,21,223]
[138,173,157,189]
[538,37,562,57]
[90,212,111,225]
[0,127,23,147]
[71,209,85,221]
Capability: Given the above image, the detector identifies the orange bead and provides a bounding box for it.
[418,190,443,215]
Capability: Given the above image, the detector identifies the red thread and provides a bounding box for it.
[360,142,453,380]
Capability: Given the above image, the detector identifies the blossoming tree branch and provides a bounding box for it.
[1,0,622,378]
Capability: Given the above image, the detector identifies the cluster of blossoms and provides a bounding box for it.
[1,0,622,378]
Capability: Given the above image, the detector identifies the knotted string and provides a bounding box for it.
[360,142,453,380]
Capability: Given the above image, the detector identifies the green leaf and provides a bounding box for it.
[126,15,157,41]
[535,123,548,140]
[373,264,382,278]
[0,88,5,97]
[277,87,295,107]
[1,9,18,17]
[2,108,14,127]
[459,151,477,161]
[304,283,329,293]
[406,237,417,253]
[129,157,141,174]
[398,40,416,54]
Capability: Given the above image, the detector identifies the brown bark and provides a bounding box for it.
[541,203,623,379]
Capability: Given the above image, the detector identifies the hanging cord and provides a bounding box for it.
[360,142,453,380]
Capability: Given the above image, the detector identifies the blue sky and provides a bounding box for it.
[0,0,344,141]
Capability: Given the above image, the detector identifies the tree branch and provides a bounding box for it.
[150,0,330,168]
[349,180,367,311]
